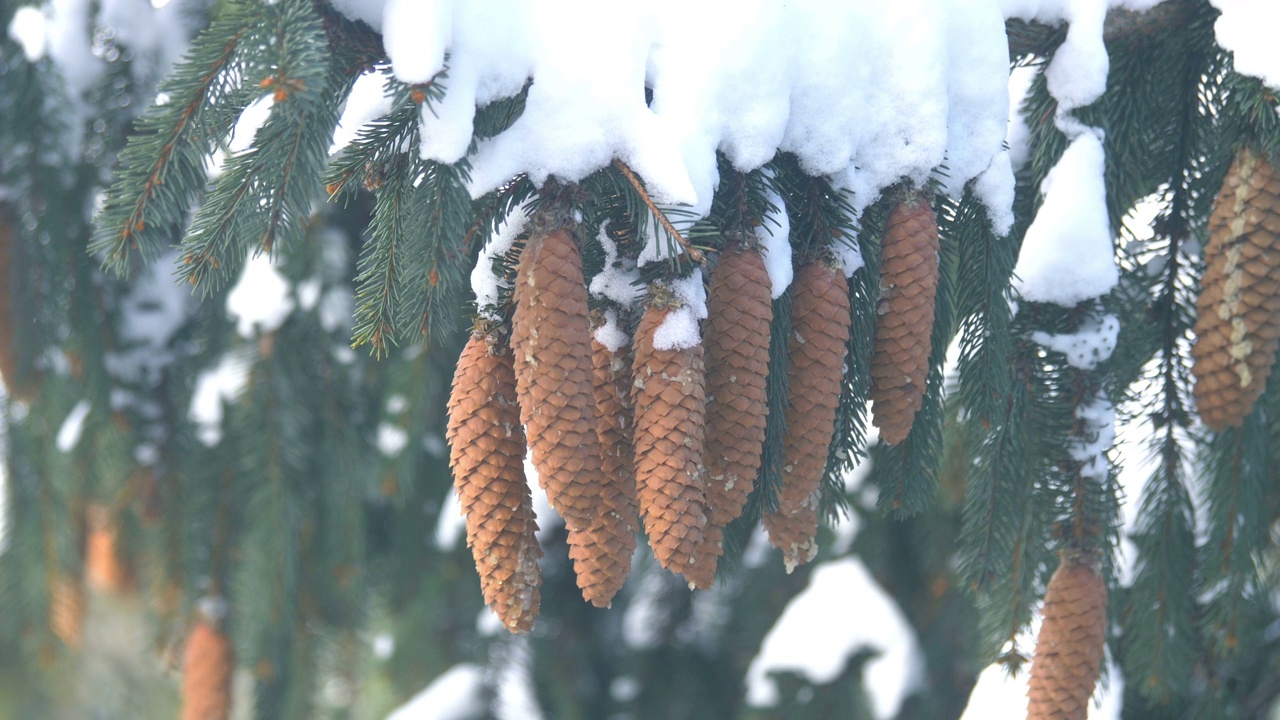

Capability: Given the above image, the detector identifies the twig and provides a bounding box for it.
[611,159,706,264]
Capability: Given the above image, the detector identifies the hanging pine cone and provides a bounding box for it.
[632,297,707,577]
[180,616,234,720]
[870,196,939,445]
[694,244,773,587]
[1027,555,1108,720]
[447,329,543,633]
[49,575,84,648]
[86,504,129,594]
[510,227,604,531]
[0,212,24,400]
[566,335,641,607]
[1191,147,1280,431]
[763,261,850,572]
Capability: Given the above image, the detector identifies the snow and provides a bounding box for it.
[746,557,924,719]
[226,252,296,338]
[1006,65,1037,172]
[589,225,644,309]
[1031,313,1119,370]
[45,0,105,99]
[651,271,707,351]
[188,350,252,447]
[941,0,1014,201]
[434,488,465,551]
[382,0,450,85]
[471,205,529,321]
[1210,0,1280,91]
[757,189,792,299]
[592,309,630,354]
[385,664,485,720]
[490,640,545,720]
[8,6,48,61]
[974,152,1017,236]
[1071,392,1115,482]
[107,251,192,388]
[55,400,91,453]
[331,70,395,154]
[1013,131,1118,306]
[326,2,1014,220]
[376,423,408,457]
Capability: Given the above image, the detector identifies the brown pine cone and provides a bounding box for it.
[1191,147,1280,431]
[763,261,850,572]
[49,575,84,649]
[697,244,773,584]
[180,618,234,720]
[632,300,707,577]
[1027,556,1108,720]
[566,336,641,607]
[0,212,24,399]
[85,505,129,594]
[683,522,722,590]
[510,228,604,531]
[447,330,542,633]
[870,196,939,445]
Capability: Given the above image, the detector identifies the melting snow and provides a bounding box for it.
[55,400,91,453]
[226,252,296,338]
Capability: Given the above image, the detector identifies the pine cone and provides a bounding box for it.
[695,244,773,586]
[86,505,129,594]
[870,196,939,445]
[763,262,850,572]
[49,575,84,648]
[566,337,641,607]
[180,619,234,720]
[0,212,24,400]
[447,330,543,633]
[632,301,707,577]
[1191,148,1280,431]
[510,228,603,531]
[1027,556,1108,720]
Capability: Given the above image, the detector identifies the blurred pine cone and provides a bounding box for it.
[870,196,939,445]
[763,261,849,572]
[180,618,233,720]
[1027,556,1107,720]
[447,330,542,633]
[1191,147,1280,431]
[510,228,604,531]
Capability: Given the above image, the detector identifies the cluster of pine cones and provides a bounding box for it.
[446,197,941,633]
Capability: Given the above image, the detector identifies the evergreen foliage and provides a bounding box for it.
[1,0,1280,718]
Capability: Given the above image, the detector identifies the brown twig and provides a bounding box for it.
[611,159,705,264]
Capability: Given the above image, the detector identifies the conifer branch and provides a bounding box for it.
[612,159,705,263]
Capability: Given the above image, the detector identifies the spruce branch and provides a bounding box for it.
[611,159,705,264]
[92,2,267,273]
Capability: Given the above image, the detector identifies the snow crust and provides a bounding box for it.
[1013,131,1117,305]
[56,400,91,453]
[1031,313,1119,370]
[746,557,923,718]
[226,252,296,338]
[1211,0,1280,91]
[333,1,1014,222]
[757,189,792,299]
[652,272,706,352]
